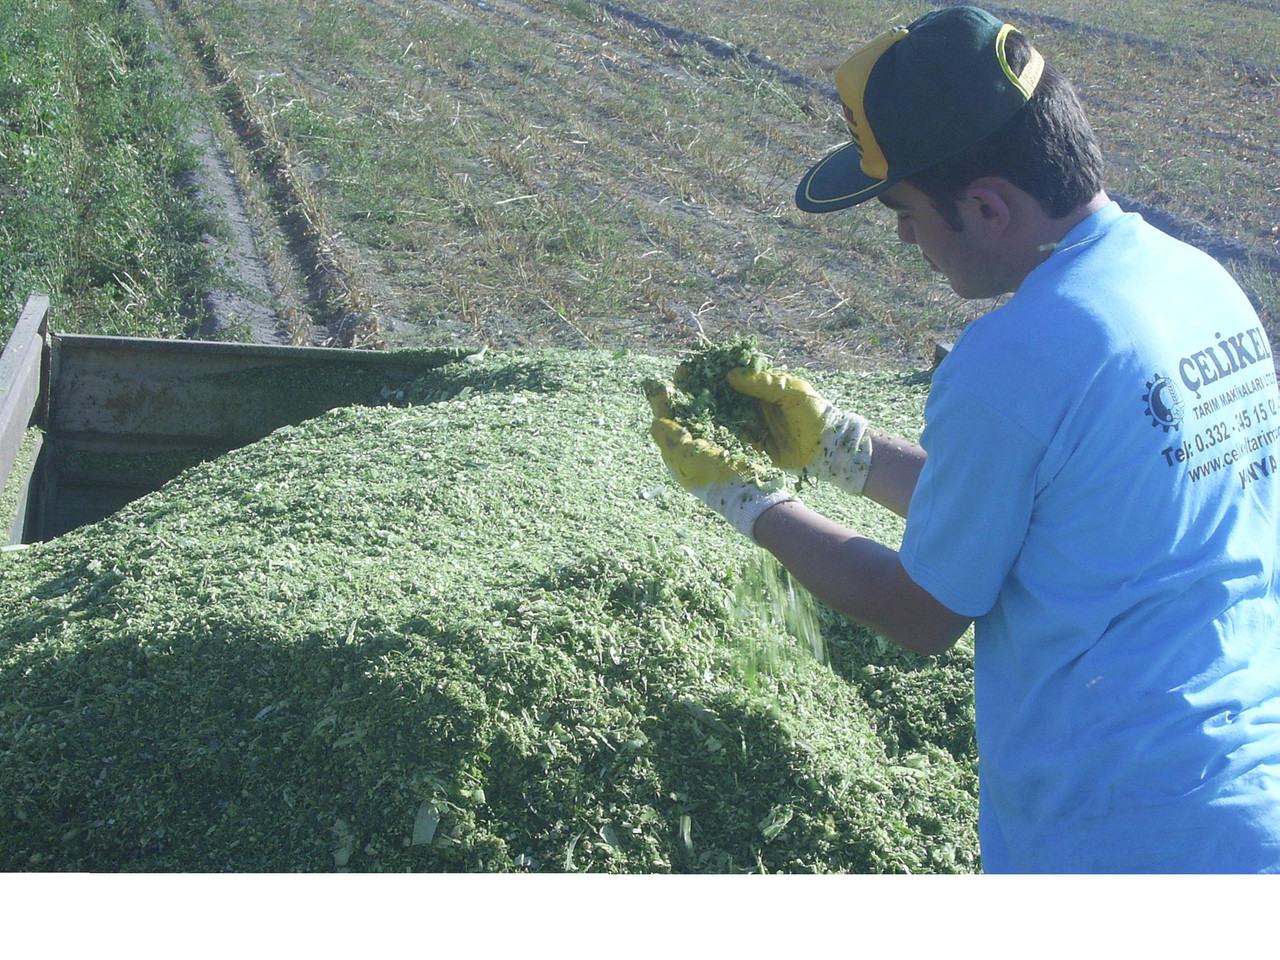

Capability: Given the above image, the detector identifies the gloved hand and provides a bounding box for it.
[643,379,795,541]
[726,367,873,496]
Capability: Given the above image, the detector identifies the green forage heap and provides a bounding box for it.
[0,348,974,873]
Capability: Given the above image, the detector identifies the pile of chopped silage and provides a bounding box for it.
[0,348,976,873]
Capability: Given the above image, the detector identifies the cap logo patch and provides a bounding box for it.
[841,103,864,160]
[834,26,908,181]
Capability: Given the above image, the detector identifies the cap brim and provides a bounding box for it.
[795,142,894,213]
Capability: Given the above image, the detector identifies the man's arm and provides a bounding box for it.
[755,425,967,655]
[861,430,926,519]
[647,374,966,653]
[753,499,971,656]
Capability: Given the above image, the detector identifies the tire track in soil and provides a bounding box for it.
[150,0,383,348]
[181,116,292,344]
[980,2,1280,82]
[132,0,289,344]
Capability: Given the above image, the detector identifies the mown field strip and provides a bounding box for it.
[594,0,1280,275]
[605,0,1278,242]
[157,0,1275,368]
[151,0,385,346]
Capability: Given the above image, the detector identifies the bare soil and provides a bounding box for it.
[181,114,291,344]
[133,0,287,345]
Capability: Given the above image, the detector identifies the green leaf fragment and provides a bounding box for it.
[759,805,794,843]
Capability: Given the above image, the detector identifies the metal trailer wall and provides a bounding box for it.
[1,295,471,543]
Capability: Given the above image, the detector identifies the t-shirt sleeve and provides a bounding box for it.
[899,380,1047,618]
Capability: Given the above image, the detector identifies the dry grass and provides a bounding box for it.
[155,0,1279,367]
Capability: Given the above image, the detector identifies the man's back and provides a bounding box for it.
[900,203,1280,871]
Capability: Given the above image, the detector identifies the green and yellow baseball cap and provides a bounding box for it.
[796,6,1045,213]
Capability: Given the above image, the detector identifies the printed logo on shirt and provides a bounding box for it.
[1143,375,1183,431]
[1151,324,1280,488]
[1176,326,1273,401]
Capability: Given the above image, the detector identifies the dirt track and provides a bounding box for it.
[134,0,288,345]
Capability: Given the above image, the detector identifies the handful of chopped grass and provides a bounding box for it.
[652,337,783,485]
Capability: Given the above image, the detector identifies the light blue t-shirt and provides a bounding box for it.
[899,202,1280,873]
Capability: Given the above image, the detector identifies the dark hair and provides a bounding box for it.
[905,31,1105,228]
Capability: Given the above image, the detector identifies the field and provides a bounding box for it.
[0,0,1278,874]
[2,0,1277,362]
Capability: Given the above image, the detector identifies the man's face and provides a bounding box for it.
[877,182,1011,299]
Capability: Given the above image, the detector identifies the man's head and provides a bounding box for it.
[796,6,1104,224]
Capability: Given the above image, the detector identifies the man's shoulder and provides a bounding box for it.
[1061,202,1239,289]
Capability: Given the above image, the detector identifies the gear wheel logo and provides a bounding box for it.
[1144,374,1184,432]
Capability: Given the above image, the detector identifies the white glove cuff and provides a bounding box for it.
[816,409,873,496]
[693,482,796,542]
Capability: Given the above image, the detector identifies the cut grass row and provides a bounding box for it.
[155,0,381,346]
[0,0,217,343]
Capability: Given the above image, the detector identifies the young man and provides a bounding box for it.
[647,6,1280,872]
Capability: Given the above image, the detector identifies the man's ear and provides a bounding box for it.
[964,178,1014,233]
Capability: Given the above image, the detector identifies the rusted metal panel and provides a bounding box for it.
[19,329,471,541]
[5,299,475,541]
[48,334,462,445]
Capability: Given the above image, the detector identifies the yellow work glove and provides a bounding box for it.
[726,367,873,496]
[644,379,796,542]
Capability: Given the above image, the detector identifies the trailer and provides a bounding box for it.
[1,294,471,544]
